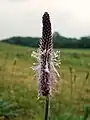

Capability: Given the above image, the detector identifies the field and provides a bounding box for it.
[0,42,90,120]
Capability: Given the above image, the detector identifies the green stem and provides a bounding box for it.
[44,95,49,120]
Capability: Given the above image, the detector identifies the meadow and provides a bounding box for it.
[0,42,90,120]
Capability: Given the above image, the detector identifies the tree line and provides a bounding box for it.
[1,32,90,48]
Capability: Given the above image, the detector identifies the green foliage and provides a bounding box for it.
[1,36,40,48]
[1,32,90,48]
[0,43,90,120]
[80,105,90,120]
[0,99,20,118]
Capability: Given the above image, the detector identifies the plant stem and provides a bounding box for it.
[71,70,73,99]
[44,95,50,120]
[69,67,73,99]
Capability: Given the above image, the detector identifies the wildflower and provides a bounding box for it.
[31,12,61,96]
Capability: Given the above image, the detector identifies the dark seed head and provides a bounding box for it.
[39,12,52,96]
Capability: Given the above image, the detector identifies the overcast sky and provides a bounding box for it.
[0,0,90,39]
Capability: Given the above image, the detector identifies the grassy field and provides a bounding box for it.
[0,42,90,120]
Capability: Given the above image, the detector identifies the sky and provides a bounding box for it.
[0,0,90,39]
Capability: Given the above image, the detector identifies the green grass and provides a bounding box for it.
[0,42,90,120]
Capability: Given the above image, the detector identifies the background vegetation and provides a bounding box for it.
[0,42,90,120]
[1,32,90,48]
